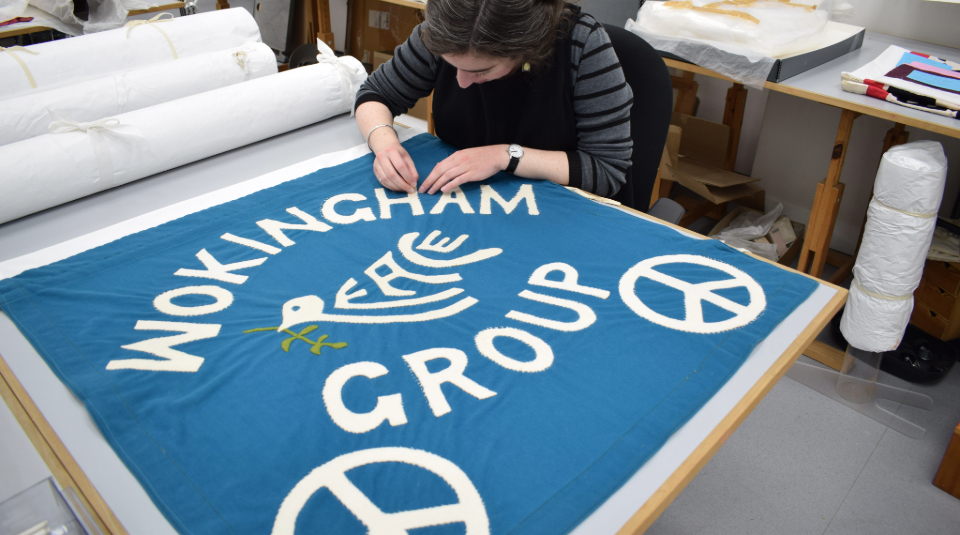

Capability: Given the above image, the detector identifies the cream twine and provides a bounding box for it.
[125,13,178,59]
[1,46,39,89]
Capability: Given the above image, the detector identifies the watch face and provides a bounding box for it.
[509,145,524,158]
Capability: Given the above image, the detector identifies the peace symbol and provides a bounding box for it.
[271,447,490,535]
[619,254,766,334]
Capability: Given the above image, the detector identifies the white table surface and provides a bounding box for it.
[0,114,839,534]
[777,31,960,137]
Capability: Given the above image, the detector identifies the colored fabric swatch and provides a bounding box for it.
[0,134,818,535]
[897,52,954,71]
[887,64,960,96]
[909,62,960,81]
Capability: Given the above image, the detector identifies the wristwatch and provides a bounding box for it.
[505,144,524,174]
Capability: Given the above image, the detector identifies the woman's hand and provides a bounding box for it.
[419,145,509,194]
[356,101,419,193]
[371,132,419,194]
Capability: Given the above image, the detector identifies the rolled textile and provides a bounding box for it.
[0,8,261,97]
[853,200,936,297]
[0,42,278,147]
[840,141,948,352]
[873,141,948,216]
[0,49,366,224]
[840,281,914,352]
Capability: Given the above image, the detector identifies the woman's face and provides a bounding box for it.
[442,53,522,88]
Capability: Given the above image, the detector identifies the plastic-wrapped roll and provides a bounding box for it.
[840,281,913,352]
[0,49,366,224]
[0,42,277,147]
[841,141,947,353]
[873,141,949,215]
[854,199,936,297]
[0,8,261,97]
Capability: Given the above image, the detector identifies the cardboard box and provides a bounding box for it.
[708,206,806,266]
[661,113,761,205]
[659,22,865,83]
[372,51,431,121]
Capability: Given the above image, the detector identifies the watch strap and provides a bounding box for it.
[506,155,520,174]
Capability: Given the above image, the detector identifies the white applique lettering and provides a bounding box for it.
[322,362,407,434]
[109,321,220,372]
[529,262,610,299]
[397,231,502,268]
[279,295,478,331]
[474,327,554,373]
[154,285,234,317]
[221,233,282,255]
[505,290,596,332]
[403,348,496,417]
[272,447,490,535]
[174,249,267,285]
[365,251,460,297]
[335,278,464,309]
[257,207,333,247]
[321,193,377,224]
[375,188,425,219]
[429,187,475,214]
[619,254,767,334]
[479,184,539,215]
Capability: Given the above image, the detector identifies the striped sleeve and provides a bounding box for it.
[568,16,634,197]
[354,25,439,116]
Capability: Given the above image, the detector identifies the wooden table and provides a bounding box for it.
[660,31,960,283]
[0,114,844,534]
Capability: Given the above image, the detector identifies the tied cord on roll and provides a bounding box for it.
[233,50,250,74]
[47,109,141,189]
[315,38,364,117]
[853,278,912,301]
[1,46,39,88]
[125,13,178,59]
[872,198,937,219]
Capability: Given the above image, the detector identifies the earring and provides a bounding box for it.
[522,61,531,72]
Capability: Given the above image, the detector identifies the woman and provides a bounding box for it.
[354,0,633,198]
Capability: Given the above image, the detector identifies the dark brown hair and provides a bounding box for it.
[420,0,577,70]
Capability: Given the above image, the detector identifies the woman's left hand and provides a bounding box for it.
[419,145,508,194]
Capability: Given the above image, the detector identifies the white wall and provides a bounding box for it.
[747,0,960,254]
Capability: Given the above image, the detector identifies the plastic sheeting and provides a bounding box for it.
[0,0,28,23]
[625,20,775,90]
[0,52,367,224]
[85,0,162,34]
[633,1,828,58]
[840,141,948,352]
[0,42,278,146]
[29,0,85,29]
[0,8,261,97]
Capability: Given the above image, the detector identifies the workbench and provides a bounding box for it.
[0,113,844,534]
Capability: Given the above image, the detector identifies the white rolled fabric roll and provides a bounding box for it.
[0,53,367,224]
[853,199,936,297]
[0,42,277,147]
[874,141,949,215]
[840,281,913,353]
[840,141,947,353]
[0,8,261,97]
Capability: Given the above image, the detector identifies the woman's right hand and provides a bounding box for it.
[369,128,419,194]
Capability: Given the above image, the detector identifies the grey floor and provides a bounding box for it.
[646,213,960,535]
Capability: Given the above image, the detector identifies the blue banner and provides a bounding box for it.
[0,134,817,535]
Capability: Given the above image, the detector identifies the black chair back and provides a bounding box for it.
[603,24,673,212]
